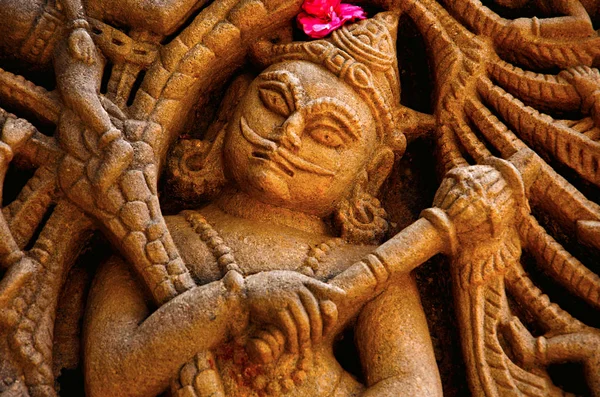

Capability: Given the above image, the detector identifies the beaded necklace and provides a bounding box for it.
[184,211,344,277]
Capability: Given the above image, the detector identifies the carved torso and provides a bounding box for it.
[166,203,373,396]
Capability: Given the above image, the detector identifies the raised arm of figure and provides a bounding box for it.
[508,0,595,38]
[330,217,448,330]
[245,217,451,366]
[355,273,443,397]
[85,0,212,36]
[61,0,98,64]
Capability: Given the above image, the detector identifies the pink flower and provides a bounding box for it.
[302,0,341,16]
[297,0,366,38]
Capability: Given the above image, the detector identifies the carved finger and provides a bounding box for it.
[247,337,274,364]
[320,300,338,336]
[277,309,299,354]
[559,69,575,81]
[288,296,311,349]
[442,195,472,218]
[266,325,286,348]
[304,279,346,301]
[256,327,284,359]
[437,188,462,212]
[68,38,76,56]
[298,288,323,343]
[71,40,83,59]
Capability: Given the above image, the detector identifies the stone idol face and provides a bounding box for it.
[1,0,600,396]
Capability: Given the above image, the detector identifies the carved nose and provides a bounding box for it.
[273,112,304,150]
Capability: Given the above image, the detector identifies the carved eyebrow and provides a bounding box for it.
[258,71,362,140]
[302,97,363,141]
[258,70,308,109]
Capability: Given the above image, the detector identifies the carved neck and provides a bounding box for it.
[215,189,332,236]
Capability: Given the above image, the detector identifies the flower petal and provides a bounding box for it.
[297,12,343,38]
[297,1,366,38]
[336,3,367,22]
[301,0,341,17]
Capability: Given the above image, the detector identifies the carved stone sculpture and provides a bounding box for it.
[0,0,599,396]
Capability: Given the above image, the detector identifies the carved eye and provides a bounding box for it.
[308,124,345,148]
[258,82,295,117]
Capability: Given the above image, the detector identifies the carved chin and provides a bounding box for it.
[249,169,292,202]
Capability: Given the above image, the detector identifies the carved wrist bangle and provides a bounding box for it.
[69,18,90,31]
[223,269,245,294]
[420,208,458,256]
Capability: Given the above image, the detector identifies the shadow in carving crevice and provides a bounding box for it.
[479,0,563,19]
[127,69,147,107]
[397,14,433,115]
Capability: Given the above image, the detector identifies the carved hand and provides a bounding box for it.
[508,17,538,39]
[243,270,346,363]
[68,28,96,65]
[428,156,528,252]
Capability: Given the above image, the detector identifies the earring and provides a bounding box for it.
[335,189,389,245]
[166,130,226,203]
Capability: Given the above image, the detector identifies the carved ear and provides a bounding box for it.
[165,74,254,201]
[365,147,395,195]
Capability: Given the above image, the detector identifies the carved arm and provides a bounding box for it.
[85,258,246,397]
[530,0,594,38]
[85,258,341,396]
[331,216,448,329]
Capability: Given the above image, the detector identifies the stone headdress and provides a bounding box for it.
[253,11,407,155]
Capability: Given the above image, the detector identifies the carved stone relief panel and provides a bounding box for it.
[0,0,599,396]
